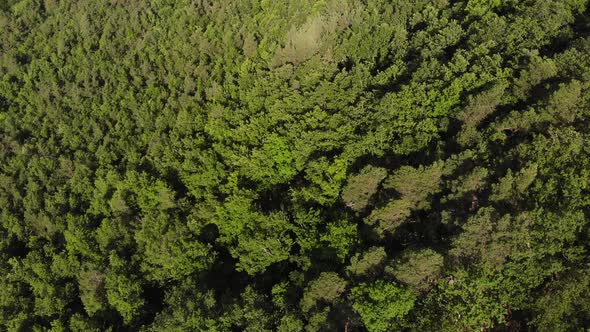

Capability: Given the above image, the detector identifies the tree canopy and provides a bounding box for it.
[1,0,590,330]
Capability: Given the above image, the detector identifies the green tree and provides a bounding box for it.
[341,166,387,212]
[351,280,416,332]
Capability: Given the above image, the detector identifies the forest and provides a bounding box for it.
[1,0,590,331]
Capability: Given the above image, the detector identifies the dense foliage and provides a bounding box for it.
[1,0,590,330]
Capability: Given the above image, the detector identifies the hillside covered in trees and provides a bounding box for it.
[1,0,590,330]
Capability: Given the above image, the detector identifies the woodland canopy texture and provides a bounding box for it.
[1,0,590,331]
